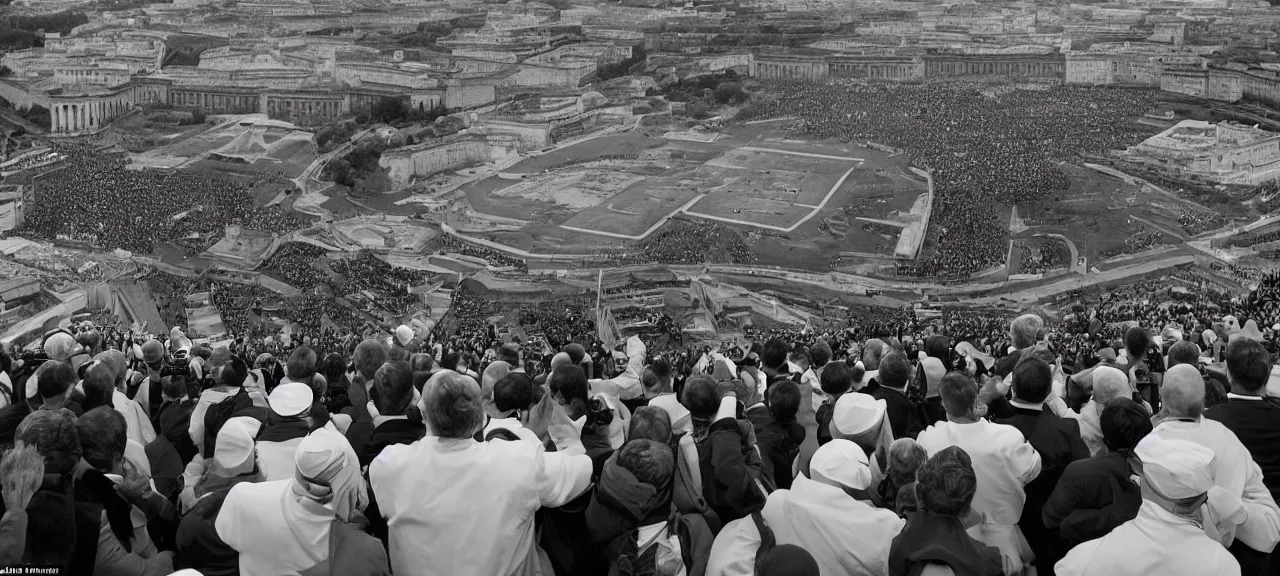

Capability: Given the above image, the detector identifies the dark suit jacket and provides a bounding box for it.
[867,385,924,440]
[1206,397,1280,504]
[996,406,1089,569]
[1041,451,1140,550]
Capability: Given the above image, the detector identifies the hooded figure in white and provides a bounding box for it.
[1055,435,1241,576]
[706,440,905,576]
[1148,365,1280,555]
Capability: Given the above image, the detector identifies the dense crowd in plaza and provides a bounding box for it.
[1015,238,1072,275]
[744,82,1160,277]
[16,144,305,254]
[0,262,1278,576]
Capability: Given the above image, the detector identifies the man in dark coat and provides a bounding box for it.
[867,351,924,440]
[995,358,1089,575]
[1205,338,1280,575]
[1042,399,1149,551]
[889,446,1002,576]
[346,361,424,468]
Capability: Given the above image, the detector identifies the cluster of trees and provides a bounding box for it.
[365,96,449,126]
[177,107,207,126]
[0,11,85,49]
[595,45,647,82]
[315,120,360,153]
[325,137,389,194]
[653,70,743,102]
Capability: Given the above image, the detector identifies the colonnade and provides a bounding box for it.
[49,96,132,134]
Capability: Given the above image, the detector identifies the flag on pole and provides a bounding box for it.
[598,306,619,350]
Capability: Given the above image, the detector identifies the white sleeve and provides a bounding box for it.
[590,336,647,400]
[1009,432,1042,485]
[214,484,245,552]
[1235,459,1280,553]
[189,396,211,450]
[534,447,592,508]
[706,517,761,576]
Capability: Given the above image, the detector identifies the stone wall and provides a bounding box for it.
[379,136,493,187]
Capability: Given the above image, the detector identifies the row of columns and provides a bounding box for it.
[50,97,131,134]
[926,59,1063,77]
[753,62,828,81]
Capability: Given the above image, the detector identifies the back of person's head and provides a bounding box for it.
[641,367,664,393]
[809,339,832,369]
[1226,338,1272,392]
[886,438,928,489]
[762,338,789,371]
[819,361,853,396]
[493,372,535,414]
[1011,358,1053,404]
[421,371,483,439]
[1010,314,1044,350]
[939,372,977,419]
[286,345,318,383]
[441,351,461,372]
[1091,366,1130,406]
[615,438,674,489]
[319,353,347,388]
[562,343,587,366]
[681,375,721,420]
[37,361,76,402]
[767,379,801,425]
[628,406,672,444]
[80,362,117,413]
[1124,326,1150,361]
[373,361,414,416]
[1166,340,1201,369]
[76,407,127,472]
[218,355,248,389]
[15,408,80,475]
[1101,398,1152,453]
[878,351,911,390]
[756,544,820,576]
[409,353,435,374]
[863,340,886,372]
[546,364,588,406]
[354,340,388,380]
[915,445,976,517]
[1161,364,1206,419]
[924,335,950,362]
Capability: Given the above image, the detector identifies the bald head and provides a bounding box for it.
[1092,366,1131,405]
[1161,364,1206,419]
[550,352,573,371]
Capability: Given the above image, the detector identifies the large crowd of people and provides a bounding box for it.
[744,81,1160,277]
[0,265,1277,576]
[17,144,305,254]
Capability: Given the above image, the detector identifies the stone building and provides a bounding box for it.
[1126,120,1280,185]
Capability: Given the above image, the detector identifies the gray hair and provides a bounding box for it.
[421,370,485,439]
[1009,314,1045,350]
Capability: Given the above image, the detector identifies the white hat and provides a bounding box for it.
[268,382,313,418]
[1136,435,1215,499]
[395,325,414,346]
[213,417,261,475]
[832,392,887,437]
[809,439,872,490]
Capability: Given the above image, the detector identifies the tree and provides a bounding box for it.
[191,107,206,124]
[713,82,747,105]
[372,96,410,124]
[688,102,710,120]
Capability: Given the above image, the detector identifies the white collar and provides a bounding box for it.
[1009,399,1044,412]
[1227,393,1265,401]
[373,414,409,427]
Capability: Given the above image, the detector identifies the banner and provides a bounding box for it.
[597,306,620,349]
